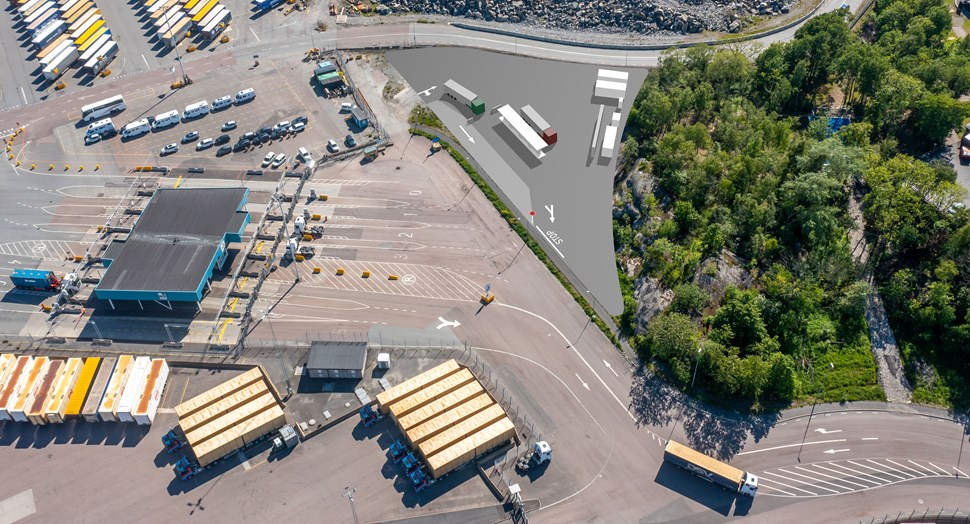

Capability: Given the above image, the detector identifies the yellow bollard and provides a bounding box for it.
[49,164,54,170]
[361,271,370,278]
[388,274,399,280]
[311,214,321,220]
[15,160,20,166]
[336,268,345,275]
[64,164,69,170]
[78,165,84,171]
[302,234,312,241]
[6,146,10,152]
[95,164,100,171]
[318,195,328,201]
[295,254,305,262]
[30,164,35,170]
[312,267,321,274]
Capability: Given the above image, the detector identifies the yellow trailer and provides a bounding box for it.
[64,357,100,418]
[182,0,202,10]
[36,34,70,59]
[73,18,103,47]
[10,356,50,423]
[27,359,63,425]
[44,357,82,423]
[377,359,460,414]
[191,0,218,23]
[0,354,15,388]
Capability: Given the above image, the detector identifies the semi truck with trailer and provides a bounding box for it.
[663,440,758,497]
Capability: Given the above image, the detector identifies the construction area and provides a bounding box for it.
[376,359,519,491]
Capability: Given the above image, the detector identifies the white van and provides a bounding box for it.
[182,100,210,119]
[212,95,232,110]
[297,147,311,163]
[152,110,179,129]
[121,118,151,139]
[234,88,255,104]
[86,118,115,136]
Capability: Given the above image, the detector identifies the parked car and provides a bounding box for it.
[293,116,308,125]
[345,134,357,148]
[242,131,256,142]
[274,121,290,132]
[222,121,237,131]
[215,134,230,145]
[216,145,232,157]
[262,152,275,167]
[161,143,179,155]
[233,140,251,152]
[271,128,285,140]
[291,122,306,133]
[340,103,354,113]
[271,153,287,168]
[182,131,199,143]
[255,133,271,144]
[327,139,340,153]
[84,133,101,145]
[196,138,214,151]
[256,127,273,136]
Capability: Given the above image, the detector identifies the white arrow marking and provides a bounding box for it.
[9,260,21,264]
[459,125,475,143]
[544,204,555,223]
[823,448,850,454]
[575,373,589,390]
[436,317,460,330]
[603,359,618,377]
[814,428,842,434]
[419,85,437,96]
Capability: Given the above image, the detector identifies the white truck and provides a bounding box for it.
[663,440,758,497]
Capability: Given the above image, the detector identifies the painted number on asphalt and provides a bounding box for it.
[399,233,413,238]
[409,190,422,195]
[401,274,416,285]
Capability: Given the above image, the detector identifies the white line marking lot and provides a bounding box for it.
[0,240,85,261]
[757,457,969,498]
[283,259,487,302]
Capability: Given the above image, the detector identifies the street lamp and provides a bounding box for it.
[568,315,595,348]
[343,487,359,524]
[798,361,834,462]
[690,345,703,389]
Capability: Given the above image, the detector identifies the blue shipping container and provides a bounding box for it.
[10,269,58,290]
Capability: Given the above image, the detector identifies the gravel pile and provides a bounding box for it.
[385,0,795,35]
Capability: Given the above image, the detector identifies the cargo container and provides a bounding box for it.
[10,356,50,422]
[200,9,229,39]
[159,18,190,48]
[313,61,336,76]
[197,4,224,30]
[426,418,515,479]
[520,104,557,145]
[21,1,53,23]
[25,8,60,35]
[27,359,62,425]
[97,354,132,421]
[189,404,284,466]
[443,79,485,116]
[132,359,168,425]
[418,403,506,459]
[17,0,44,18]
[115,356,151,423]
[34,25,67,54]
[181,382,267,436]
[73,17,103,47]
[316,71,343,88]
[82,39,116,76]
[389,368,475,419]
[0,354,15,389]
[396,381,485,432]
[406,393,493,447]
[150,0,179,20]
[39,40,73,66]
[10,269,60,291]
[189,0,216,20]
[64,357,100,418]
[69,12,100,41]
[81,356,115,421]
[44,357,82,423]
[42,44,78,81]
[663,440,759,496]
[142,0,160,9]
[62,1,92,25]
[182,0,202,11]
[145,0,173,15]
[183,389,274,445]
[377,359,460,414]
[0,356,32,420]
[58,0,82,15]
[175,367,262,419]
[77,28,108,55]
[154,9,183,32]
[191,0,218,23]
[66,8,98,34]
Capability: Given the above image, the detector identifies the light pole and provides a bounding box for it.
[798,361,834,462]
[957,409,969,477]
[690,345,703,389]
[499,240,527,275]
[568,315,595,348]
[343,487,359,524]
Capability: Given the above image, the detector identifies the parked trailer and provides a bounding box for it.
[76,25,108,53]
[17,0,44,18]
[66,7,98,34]
[69,12,100,41]
[183,0,202,11]
[115,356,151,423]
[42,44,78,81]
[82,39,116,75]
[81,356,115,422]
[73,17,103,47]
[21,0,53,23]
[197,4,223,32]
[145,0,173,16]
[22,2,56,27]
[663,440,759,497]
[188,0,215,18]
[33,21,66,52]
[10,269,60,290]
[26,359,62,425]
[191,0,218,24]
[0,354,15,389]
[154,9,182,31]
[132,359,169,425]
[201,9,229,39]
[64,357,100,419]
[44,357,82,423]
[78,31,109,61]
[0,357,32,420]
[10,356,50,422]
[149,0,179,19]
[160,18,190,48]
[97,354,132,422]
[62,1,92,25]
[25,7,60,35]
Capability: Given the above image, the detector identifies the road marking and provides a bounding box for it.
[925,461,951,475]
[823,448,850,454]
[458,125,475,143]
[418,85,437,96]
[869,459,914,479]
[824,462,887,485]
[575,373,589,391]
[603,359,618,377]
[0,488,35,523]
[775,469,843,494]
[736,439,847,456]
[886,458,926,477]
[141,54,149,68]
[805,464,870,488]
[249,27,261,43]
[19,87,27,105]
[849,460,906,481]
[238,451,251,471]
[535,225,566,259]
[436,317,460,330]
[955,467,968,477]
[787,467,852,491]
[757,483,796,496]
[758,473,817,496]
[861,437,878,441]
[908,460,939,476]
[814,428,841,434]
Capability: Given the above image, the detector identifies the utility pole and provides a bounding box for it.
[690,345,703,389]
[568,315,594,348]
[343,487,359,524]
[798,362,834,462]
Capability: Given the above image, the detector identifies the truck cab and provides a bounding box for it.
[740,472,759,496]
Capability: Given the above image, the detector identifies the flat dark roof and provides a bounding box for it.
[97,188,248,295]
[308,341,368,371]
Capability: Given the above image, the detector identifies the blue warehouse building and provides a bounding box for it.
[95,188,250,308]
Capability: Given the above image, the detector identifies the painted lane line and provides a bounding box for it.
[823,448,850,454]
[861,437,879,441]
[141,54,149,68]
[603,359,618,377]
[790,466,854,491]
[575,373,589,390]
[757,474,818,496]
[775,468,843,494]
[814,428,841,434]
[824,462,889,485]
[926,461,952,476]
[19,87,27,105]
[849,460,906,481]
[736,438,847,456]
[757,483,796,497]
[954,467,968,477]
[868,459,915,479]
[886,458,927,477]
[808,464,875,488]
[249,27,261,43]
[908,460,940,476]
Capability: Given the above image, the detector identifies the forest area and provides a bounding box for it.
[615,0,970,410]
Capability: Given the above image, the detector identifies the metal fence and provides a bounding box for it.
[863,509,970,524]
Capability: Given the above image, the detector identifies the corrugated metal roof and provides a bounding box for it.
[307,341,367,371]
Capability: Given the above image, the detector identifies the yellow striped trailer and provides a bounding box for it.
[64,357,100,418]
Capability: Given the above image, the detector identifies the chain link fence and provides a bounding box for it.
[862,509,970,524]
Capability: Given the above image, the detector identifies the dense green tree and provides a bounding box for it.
[912,92,969,145]
[711,287,769,353]
[644,312,700,383]
[670,283,710,316]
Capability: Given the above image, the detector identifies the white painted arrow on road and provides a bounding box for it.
[419,85,437,96]
[603,359,618,377]
[545,204,555,223]
[814,428,842,434]
[459,125,475,143]
[575,373,589,390]
[8,260,21,264]
[436,317,460,330]
[823,448,850,454]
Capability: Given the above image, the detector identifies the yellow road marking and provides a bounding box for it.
[178,376,191,405]
[238,277,249,292]
[174,176,183,188]
[217,318,232,343]
[229,297,239,312]
[255,241,264,254]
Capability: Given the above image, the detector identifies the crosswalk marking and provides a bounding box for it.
[757,458,968,498]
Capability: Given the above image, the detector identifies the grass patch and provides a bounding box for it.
[409,127,619,347]
[408,106,443,129]
[796,337,885,404]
